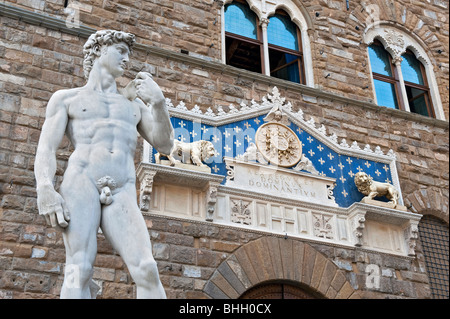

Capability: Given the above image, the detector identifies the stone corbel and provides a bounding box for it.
[205,181,220,222]
[139,171,157,212]
[404,221,419,257]
[214,0,225,7]
[225,162,235,181]
[350,210,367,247]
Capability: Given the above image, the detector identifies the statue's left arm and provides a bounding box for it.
[135,72,174,155]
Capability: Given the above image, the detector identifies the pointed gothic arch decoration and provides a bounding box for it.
[203,237,360,299]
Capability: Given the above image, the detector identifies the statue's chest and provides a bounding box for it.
[69,94,138,123]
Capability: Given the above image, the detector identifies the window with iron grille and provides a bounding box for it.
[418,215,449,299]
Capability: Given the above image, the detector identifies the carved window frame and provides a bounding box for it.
[364,24,445,120]
[221,0,314,87]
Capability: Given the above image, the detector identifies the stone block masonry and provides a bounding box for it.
[3,0,448,114]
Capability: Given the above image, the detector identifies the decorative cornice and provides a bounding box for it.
[219,185,346,215]
[141,200,417,260]
[347,202,422,223]
[168,87,401,164]
[137,162,225,185]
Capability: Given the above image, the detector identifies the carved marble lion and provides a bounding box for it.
[354,172,400,208]
[155,140,216,167]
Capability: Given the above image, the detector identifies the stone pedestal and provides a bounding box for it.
[159,160,211,174]
[360,197,407,212]
[136,163,224,221]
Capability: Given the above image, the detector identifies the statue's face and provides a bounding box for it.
[97,42,130,78]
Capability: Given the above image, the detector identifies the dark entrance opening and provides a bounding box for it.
[239,281,325,299]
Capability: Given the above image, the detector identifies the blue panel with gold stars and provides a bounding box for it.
[152,116,394,208]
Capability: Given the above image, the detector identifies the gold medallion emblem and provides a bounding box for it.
[255,122,302,167]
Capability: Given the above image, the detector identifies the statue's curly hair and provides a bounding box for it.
[83,30,135,79]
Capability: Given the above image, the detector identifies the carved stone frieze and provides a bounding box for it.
[292,154,319,175]
[230,199,252,225]
[383,29,405,60]
[313,213,333,239]
[262,87,291,126]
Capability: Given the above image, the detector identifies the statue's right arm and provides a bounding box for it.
[34,90,71,228]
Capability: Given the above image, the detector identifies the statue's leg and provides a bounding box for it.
[154,152,161,164]
[100,182,166,299]
[368,191,378,200]
[167,149,181,165]
[389,188,398,207]
[59,176,101,299]
[191,150,205,167]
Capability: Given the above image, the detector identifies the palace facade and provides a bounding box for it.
[0,0,448,299]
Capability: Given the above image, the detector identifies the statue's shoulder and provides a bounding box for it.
[48,87,85,108]
[49,87,82,101]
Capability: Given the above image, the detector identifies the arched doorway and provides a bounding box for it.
[203,237,359,299]
[239,281,325,299]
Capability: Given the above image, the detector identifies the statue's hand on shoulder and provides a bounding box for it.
[134,72,165,107]
[37,185,70,228]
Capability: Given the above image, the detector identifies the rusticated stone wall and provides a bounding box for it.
[4,0,449,117]
[0,0,448,299]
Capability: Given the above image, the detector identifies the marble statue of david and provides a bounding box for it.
[34,30,173,299]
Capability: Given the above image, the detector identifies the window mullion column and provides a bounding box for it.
[221,4,226,64]
[260,18,271,76]
[393,57,411,112]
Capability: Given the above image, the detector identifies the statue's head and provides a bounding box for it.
[83,30,135,79]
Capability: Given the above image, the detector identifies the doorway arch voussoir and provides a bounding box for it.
[203,237,357,299]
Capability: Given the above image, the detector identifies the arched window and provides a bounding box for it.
[225,1,263,73]
[268,11,304,84]
[418,215,449,299]
[368,40,400,110]
[401,50,434,117]
[225,1,258,39]
[364,26,444,119]
[223,1,305,85]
